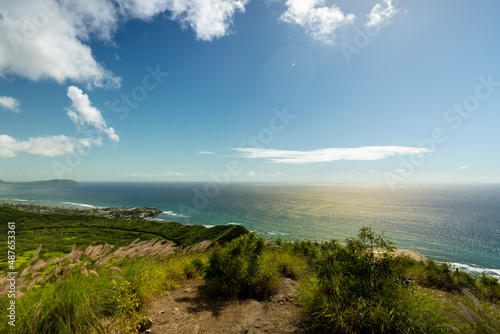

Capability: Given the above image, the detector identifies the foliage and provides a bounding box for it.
[299,227,447,333]
[438,290,500,334]
[0,208,499,334]
[111,278,150,333]
[204,233,280,299]
[0,205,248,272]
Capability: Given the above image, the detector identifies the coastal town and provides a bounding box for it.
[87,206,164,220]
[0,203,163,221]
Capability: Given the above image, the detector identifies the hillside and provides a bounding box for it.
[0,205,249,272]
[0,179,80,186]
[0,205,498,334]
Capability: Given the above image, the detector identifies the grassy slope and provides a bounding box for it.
[0,205,498,334]
[0,205,248,272]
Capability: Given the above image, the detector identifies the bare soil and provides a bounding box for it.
[143,277,311,334]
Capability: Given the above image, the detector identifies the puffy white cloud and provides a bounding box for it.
[0,96,21,112]
[118,0,248,41]
[0,134,100,158]
[0,0,121,88]
[365,0,405,28]
[232,146,430,164]
[280,0,355,45]
[459,166,467,170]
[66,86,120,143]
[0,0,248,87]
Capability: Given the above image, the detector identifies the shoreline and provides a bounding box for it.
[1,200,499,277]
[373,248,427,262]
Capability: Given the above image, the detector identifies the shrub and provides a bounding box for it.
[300,227,444,333]
[203,233,280,299]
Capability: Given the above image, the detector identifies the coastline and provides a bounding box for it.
[373,248,427,262]
[1,194,499,277]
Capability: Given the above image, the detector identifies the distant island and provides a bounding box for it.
[0,179,80,186]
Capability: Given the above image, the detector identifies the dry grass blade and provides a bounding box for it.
[436,323,460,333]
[189,240,210,253]
[31,302,41,334]
[487,314,500,328]
[32,244,43,262]
[21,266,32,277]
[70,244,77,261]
[32,259,48,271]
[52,266,63,277]
[89,270,99,277]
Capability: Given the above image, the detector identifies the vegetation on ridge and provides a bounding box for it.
[0,205,499,333]
[0,205,248,272]
[0,179,80,186]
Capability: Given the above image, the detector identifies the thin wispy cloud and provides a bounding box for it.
[280,0,355,45]
[0,96,21,113]
[66,86,120,143]
[232,146,430,164]
[198,151,216,154]
[122,171,193,178]
[0,134,100,158]
[365,0,405,28]
[266,171,285,176]
[459,166,467,170]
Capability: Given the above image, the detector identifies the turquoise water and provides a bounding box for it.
[1,182,499,275]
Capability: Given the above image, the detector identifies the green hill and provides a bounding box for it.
[0,179,80,186]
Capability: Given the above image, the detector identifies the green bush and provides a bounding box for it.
[203,233,280,299]
[476,272,500,303]
[299,227,445,333]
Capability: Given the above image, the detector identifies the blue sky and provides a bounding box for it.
[1,0,500,183]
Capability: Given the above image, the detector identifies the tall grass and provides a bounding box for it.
[203,233,282,299]
[299,227,451,333]
[0,239,210,334]
[1,226,499,334]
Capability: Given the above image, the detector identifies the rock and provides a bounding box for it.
[137,319,153,332]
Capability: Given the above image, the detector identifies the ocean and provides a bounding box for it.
[1,182,499,276]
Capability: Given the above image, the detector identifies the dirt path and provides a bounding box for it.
[144,278,310,334]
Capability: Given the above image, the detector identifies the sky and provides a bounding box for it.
[1,0,500,184]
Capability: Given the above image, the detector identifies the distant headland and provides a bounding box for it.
[0,179,80,187]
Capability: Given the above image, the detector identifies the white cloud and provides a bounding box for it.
[0,0,121,88]
[119,0,248,41]
[365,0,405,28]
[198,151,216,154]
[232,146,430,164]
[369,170,377,172]
[0,0,248,88]
[0,96,21,113]
[280,0,355,45]
[0,134,100,158]
[459,166,467,170]
[265,171,285,177]
[393,168,407,173]
[123,171,193,178]
[66,86,119,143]
[247,171,255,177]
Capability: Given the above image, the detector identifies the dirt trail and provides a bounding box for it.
[144,278,310,334]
